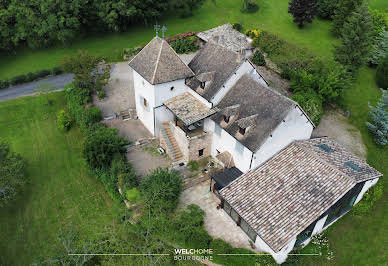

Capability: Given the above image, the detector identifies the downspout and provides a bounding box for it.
[249,151,254,170]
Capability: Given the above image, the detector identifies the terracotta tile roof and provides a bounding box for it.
[219,137,382,252]
[164,92,219,126]
[128,37,194,85]
[197,23,252,52]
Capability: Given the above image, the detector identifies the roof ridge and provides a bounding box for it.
[128,36,159,66]
[151,39,164,84]
[294,141,356,184]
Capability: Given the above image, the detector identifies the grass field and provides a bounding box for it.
[0,92,122,265]
[0,0,387,265]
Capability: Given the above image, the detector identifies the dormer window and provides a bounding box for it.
[223,115,230,123]
[239,126,246,135]
[200,82,206,89]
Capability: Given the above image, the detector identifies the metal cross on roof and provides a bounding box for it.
[154,23,160,37]
[161,25,167,39]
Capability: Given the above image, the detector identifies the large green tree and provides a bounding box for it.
[366,90,388,146]
[288,0,318,28]
[334,4,373,71]
[376,54,388,88]
[332,0,363,36]
[0,141,27,207]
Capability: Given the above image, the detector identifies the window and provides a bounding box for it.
[170,86,174,91]
[344,161,361,172]
[235,141,244,155]
[239,126,246,135]
[223,115,230,123]
[143,97,148,108]
[317,144,333,153]
[198,149,204,157]
[215,123,222,136]
[200,82,206,89]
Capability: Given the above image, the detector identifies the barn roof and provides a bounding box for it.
[128,37,194,85]
[219,137,382,252]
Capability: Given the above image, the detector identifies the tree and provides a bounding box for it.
[83,126,127,169]
[332,0,362,36]
[251,50,266,66]
[334,4,373,71]
[0,141,27,207]
[140,168,183,213]
[316,0,339,20]
[376,54,388,88]
[171,0,205,18]
[288,0,318,28]
[57,109,72,131]
[366,90,388,146]
[368,30,388,66]
[61,50,111,95]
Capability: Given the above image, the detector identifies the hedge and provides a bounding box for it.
[0,66,63,89]
[292,89,323,125]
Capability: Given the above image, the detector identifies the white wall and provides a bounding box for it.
[204,118,253,173]
[251,106,313,169]
[354,178,379,205]
[254,234,296,264]
[154,79,188,107]
[133,71,156,135]
[154,106,175,137]
[211,61,252,105]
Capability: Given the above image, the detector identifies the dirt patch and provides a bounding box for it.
[126,143,171,178]
[102,119,151,143]
[312,109,366,158]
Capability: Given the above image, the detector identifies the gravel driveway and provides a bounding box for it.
[0,73,74,102]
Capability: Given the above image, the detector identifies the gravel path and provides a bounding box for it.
[0,73,74,102]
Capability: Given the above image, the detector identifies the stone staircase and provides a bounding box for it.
[160,123,183,162]
[119,109,137,121]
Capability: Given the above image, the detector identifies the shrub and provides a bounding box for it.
[111,154,137,190]
[245,29,261,39]
[57,109,72,131]
[317,0,339,20]
[93,168,123,203]
[292,89,323,125]
[241,0,258,13]
[187,160,199,171]
[376,55,388,88]
[232,23,242,32]
[83,126,127,169]
[0,141,27,207]
[84,107,102,126]
[352,182,383,215]
[0,80,9,89]
[170,37,198,54]
[51,66,63,75]
[9,74,27,85]
[251,50,266,66]
[126,188,140,202]
[368,30,388,66]
[35,69,51,78]
[140,168,183,213]
[26,72,38,82]
[366,89,388,146]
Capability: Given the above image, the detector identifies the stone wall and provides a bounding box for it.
[187,132,212,162]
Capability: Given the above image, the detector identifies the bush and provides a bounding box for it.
[241,0,258,13]
[292,89,323,125]
[352,182,383,215]
[187,160,199,171]
[251,50,266,66]
[170,37,198,54]
[83,126,127,169]
[57,109,72,131]
[35,69,51,78]
[126,188,140,202]
[84,107,102,126]
[0,80,9,89]
[9,74,27,85]
[0,141,27,207]
[245,29,261,39]
[111,154,137,190]
[140,168,183,213]
[51,66,63,75]
[232,23,242,32]
[376,55,388,88]
[366,89,388,146]
[317,0,339,20]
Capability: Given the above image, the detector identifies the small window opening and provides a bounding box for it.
[345,161,361,172]
[170,86,174,91]
[239,127,246,135]
[223,115,230,123]
[143,98,147,108]
[200,82,206,89]
[317,144,333,153]
[199,149,204,157]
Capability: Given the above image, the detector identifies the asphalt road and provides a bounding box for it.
[0,73,74,102]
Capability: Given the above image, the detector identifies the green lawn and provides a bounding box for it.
[0,92,121,265]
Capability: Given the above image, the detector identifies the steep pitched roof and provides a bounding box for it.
[219,138,382,252]
[197,23,252,52]
[187,42,243,101]
[212,74,297,152]
[128,37,194,85]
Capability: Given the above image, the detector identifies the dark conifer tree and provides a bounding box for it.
[288,0,318,28]
[332,0,363,36]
